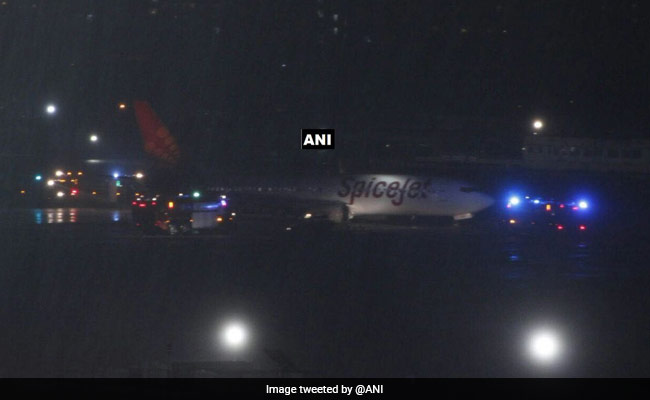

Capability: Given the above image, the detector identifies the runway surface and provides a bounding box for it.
[1,208,649,377]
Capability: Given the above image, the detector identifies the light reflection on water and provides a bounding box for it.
[501,236,605,280]
[33,208,127,224]
[34,209,43,225]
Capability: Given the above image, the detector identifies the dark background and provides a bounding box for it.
[1,1,649,179]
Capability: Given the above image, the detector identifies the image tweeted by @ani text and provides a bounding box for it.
[266,384,383,396]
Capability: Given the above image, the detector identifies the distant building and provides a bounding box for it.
[522,136,650,173]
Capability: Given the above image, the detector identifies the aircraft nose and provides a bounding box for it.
[476,193,495,211]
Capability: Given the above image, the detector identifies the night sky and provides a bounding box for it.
[1,0,649,175]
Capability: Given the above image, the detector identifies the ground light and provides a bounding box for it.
[220,321,248,351]
[526,327,564,367]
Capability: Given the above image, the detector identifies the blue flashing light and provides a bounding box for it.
[533,199,540,204]
[578,200,588,209]
[112,172,119,179]
[509,196,521,206]
[221,200,227,207]
[35,175,42,181]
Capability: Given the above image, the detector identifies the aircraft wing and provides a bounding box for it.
[226,190,348,222]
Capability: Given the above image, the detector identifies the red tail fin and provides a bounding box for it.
[133,101,181,165]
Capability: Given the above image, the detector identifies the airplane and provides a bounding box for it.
[132,101,495,224]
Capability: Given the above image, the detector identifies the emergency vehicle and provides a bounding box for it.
[500,194,592,234]
[131,192,236,235]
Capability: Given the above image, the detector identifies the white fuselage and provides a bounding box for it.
[297,175,494,219]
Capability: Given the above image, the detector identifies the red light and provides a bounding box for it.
[132,201,137,206]
[559,204,565,208]
[557,224,564,230]
[506,204,511,208]
[572,206,579,210]
[151,201,157,206]
[139,203,147,208]
[579,225,586,230]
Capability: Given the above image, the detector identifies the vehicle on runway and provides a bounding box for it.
[500,194,592,234]
[131,192,236,235]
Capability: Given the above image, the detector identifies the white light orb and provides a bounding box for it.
[220,322,248,350]
[528,329,563,365]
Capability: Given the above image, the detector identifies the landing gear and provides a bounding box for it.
[327,205,350,223]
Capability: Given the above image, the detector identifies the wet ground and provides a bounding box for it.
[1,207,650,377]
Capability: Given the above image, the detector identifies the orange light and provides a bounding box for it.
[546,204,551,211]
[216,216,223,222]
[118,103,126,109]
[168,201,174,209]
[509,219,516,224]
[92,191,97,195]
[116,192,121,196]
[20,190,25,194]
[77,171,83,175]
